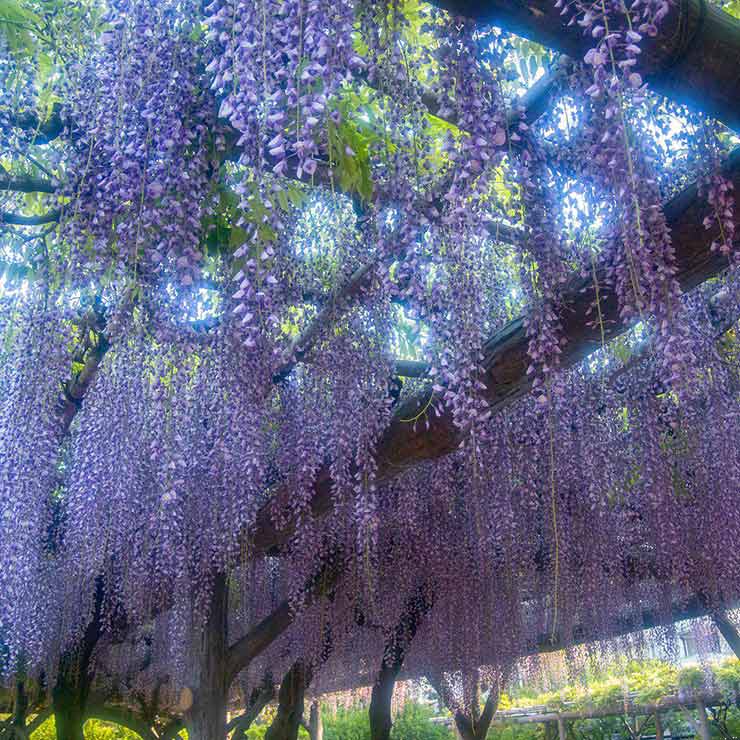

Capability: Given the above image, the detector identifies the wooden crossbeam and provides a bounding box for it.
[247,146,740,556]
[428,0,740,131]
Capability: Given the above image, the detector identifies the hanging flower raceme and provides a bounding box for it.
[59,0,221,286]
[0,291,74,675]
[61,314,273,636]
[206,0,362,180]
[559,0,697,392]
[695,121,737,263]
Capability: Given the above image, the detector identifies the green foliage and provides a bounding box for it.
[327,90,376,202]
[487,723,544,740]
[721,0,740,19]
[505,658,740,713]
[0,0,40,54]
[242,722,309,739]
[321,703,453,740]
[323,707,372,740]
[714,655,740,696]
[30,716,145,739]
[390,703,453,740]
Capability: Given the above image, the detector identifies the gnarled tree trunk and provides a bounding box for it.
[52,674,88,740]
[264,662,312,740]
[53,581,105,740]
[452,685,499,740]
[369,584,433,740]
[184,574,229,740]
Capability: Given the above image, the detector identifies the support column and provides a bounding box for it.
[655,712,664,740]
[557,715,567,740]
[695,699,711,740]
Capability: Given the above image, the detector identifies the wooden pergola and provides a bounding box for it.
[2,1,740,738]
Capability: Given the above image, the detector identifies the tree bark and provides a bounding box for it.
[428,0,740,131]
[264,662,312,740]
[369,585,433,740]
[369,662,399,740]
[713,611,740,658]
[11,680,29,736]
[452,686,500,740]
[184,574,229,740]
[307,701,323,740]
[52,677,88,740]
[227,674,275,737]
[53,581,105,740]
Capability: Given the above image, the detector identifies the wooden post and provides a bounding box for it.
[654,712,664,740]
[557,715,567,740]
[695,699,711,740]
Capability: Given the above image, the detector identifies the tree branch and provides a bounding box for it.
[0,174,56,194]
[58,301,110,434]
[226,674,275,736]
[85,704,158,740]
[1,210,60,226]
[712,611,740,659]
[225,553,343,683]
[7,108,65,145]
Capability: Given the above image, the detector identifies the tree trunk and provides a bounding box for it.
[227,674,275,737]
[52,677,87,740]
[308,701,323,740]
[452,687,499,740]
[184,574,229,740]
[369,663,398,740]
[11,680,29,734]
[264,662,312,740]
[713,612,740,658]
[52,578,106,740]
[369,585,433,740]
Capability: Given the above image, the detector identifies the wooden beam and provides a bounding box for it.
[247,146,740,557]
[428,0,740,131]
[488,691,723,725]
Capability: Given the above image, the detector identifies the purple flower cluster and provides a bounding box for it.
[60,0,221,286]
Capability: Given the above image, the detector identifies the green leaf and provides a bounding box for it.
[0,0,41,55]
